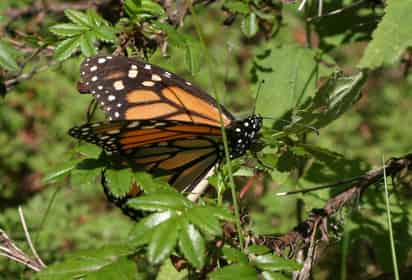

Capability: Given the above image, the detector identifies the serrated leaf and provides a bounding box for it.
[127,190,193,212]
[261,271,290,280]
[0,40,20,72]
[94,26,117,43]
[359,1,412,69]
[253,254,302,272]
[133,171,170,193]
[49,23,89,37]
[53,36,80,61]
[86,257,137,280]
[80,32,97,57]
[148,216,180,264]
[36,244,133,280]
[241,13,258,38]
[209,263,258,280]
[87,9,107,27]
[186,206,222,236]
[129,211,174,247]
[280,71,367,135]
[178,220,205,269]
[222,245,248,264]
[104,168,135,197]
[65,9,91,27]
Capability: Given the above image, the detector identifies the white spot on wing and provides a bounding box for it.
[127,121,140,128]
[128,69,138,78]
[113,80,125,90]
[114,112,120,118]
[91,76,98,82]
[98,58,106,64]
[163,71,171,78]
[142,81,155,87]
[144,64,151,70]
[90,65,97,72]
[108,95,116,101]
[151,74,162,81]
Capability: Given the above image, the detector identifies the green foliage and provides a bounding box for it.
[50,9,116,60]
[359,1,412,69]
[0,39,21,72]
[1,0,412,279]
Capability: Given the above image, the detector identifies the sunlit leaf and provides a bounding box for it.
[148,216,180,264]
[178,220,205,269]
[359,1,412,69]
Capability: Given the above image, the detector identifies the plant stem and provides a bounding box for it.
[382,156,399,280]
[188,2,244,250]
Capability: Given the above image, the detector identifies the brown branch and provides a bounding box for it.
[254,153,412,252]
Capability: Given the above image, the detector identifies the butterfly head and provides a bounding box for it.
[228,115,263,159]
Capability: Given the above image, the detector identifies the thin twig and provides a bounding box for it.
[18,206,46,268]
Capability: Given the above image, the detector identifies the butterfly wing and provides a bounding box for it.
[69,120,224,192]
[79,55,235,127]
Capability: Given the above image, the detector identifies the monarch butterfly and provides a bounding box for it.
[69,55,263,195]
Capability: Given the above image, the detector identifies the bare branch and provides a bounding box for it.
[18,207,46,268]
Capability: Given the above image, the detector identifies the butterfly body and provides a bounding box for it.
[70,55,262,192]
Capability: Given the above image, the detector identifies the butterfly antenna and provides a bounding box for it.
[253,80,265,115]
[261,116,320,136]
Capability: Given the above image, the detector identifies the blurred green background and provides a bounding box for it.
[1,0,412,279]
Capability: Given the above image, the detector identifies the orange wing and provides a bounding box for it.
[69,120,224,192]
[79,55,234,127]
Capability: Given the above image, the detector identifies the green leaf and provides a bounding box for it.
[224,2,249,14]
[359,1,412,69]
[241,13,258,38]
[86,257,137,280]
[148,216,180,264]
[209,263,258,280]
[42,160,78,183]
[104,168,135,197]
[37,244,133,280]
[254,44,335,121]
[94,26,117,43]
[281,71,367,135]
[129,211,174,247]
[87,9,108,27]
[128,189,192,212]
[178,220,205,269]
[205,206,235,222]
[125,0,164,18]
[186,206,222,236]
[222,245,249,264]
[65,9,91,27]
[53,36,80,61]
[80,32,97,57]
[0,40,20,72]
[184,39,201,74]
[246,245,271,255]
[133,171,170,193]
[49,23,89,37]
[261,271,290,280]
[252,254,302,272]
